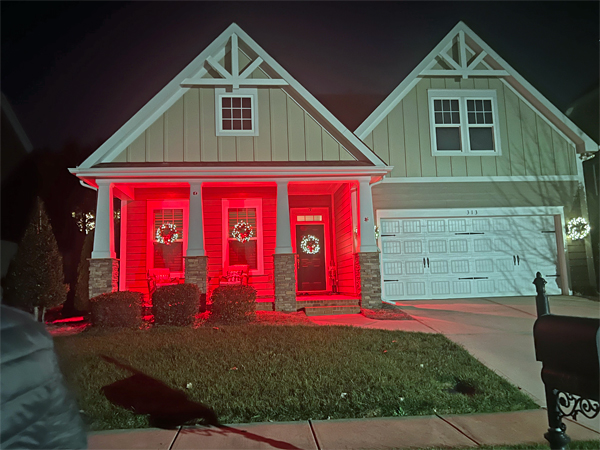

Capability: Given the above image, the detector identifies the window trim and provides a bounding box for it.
[146,200,189,278]
[221,198,264,275]
[428,89,501,156]
[215,88,259,136]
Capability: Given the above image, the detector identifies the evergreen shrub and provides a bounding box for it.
[152,284,201,326]
[90,291,142,327]
[2,198,68,321]
[210,285,256,324]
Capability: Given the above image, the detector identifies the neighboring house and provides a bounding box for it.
[69,22,597,311]
[1,93,34,278]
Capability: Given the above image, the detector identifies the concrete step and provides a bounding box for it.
[296,299,359,308]
[304,305,361,316]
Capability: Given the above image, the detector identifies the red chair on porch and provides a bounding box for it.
[219,265,249,286]
[147,268,180,296]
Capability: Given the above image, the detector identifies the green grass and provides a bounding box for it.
[54,325,538,430]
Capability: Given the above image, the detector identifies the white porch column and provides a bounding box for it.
[92,182,115,259]
[187,182,205,257]
[275,180,293,254]
[358,178,378,253]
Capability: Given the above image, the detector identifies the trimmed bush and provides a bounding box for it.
[152,284,201,326]
[210,285,256,324]
[90,291,142,328]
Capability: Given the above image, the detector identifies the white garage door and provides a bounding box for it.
[380,215,562,301]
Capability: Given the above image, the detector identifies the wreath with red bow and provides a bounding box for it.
[301,235,320,255]
[156,223,179,245]
[232,221,254,243]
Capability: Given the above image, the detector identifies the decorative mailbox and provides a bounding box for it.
[532,273,600,450]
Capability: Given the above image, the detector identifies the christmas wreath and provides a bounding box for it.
[156,223,179,245]
[232,221,254,243]
[300,235,320,255]
[567,217,591,241]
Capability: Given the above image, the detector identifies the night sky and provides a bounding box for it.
[1,1,598,152]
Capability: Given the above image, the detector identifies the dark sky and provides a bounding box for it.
[1,1,598,151]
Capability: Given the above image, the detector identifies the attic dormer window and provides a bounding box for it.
[215,88,259,136]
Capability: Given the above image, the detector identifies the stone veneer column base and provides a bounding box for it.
[185,256,208,294]
[89,258,119,299]
[355,252,382,309]
[274,253,296,312]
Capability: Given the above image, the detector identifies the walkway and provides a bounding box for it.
[89,410,599,449]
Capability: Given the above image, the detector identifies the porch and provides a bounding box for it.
[87,175,383,311]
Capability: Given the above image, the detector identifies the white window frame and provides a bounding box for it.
[215,88,259,136]
[221,198,264,275]
[428,89,501,156]
[146,200,189,278]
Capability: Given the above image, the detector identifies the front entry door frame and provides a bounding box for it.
[290,207,331,292]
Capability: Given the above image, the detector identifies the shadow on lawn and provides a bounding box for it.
[100,356,302,450]
[100,355,219,429]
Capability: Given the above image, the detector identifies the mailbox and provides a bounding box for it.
[533,314,600,401]
[532,272,600,450]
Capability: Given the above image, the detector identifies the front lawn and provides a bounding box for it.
[54,324,537,430]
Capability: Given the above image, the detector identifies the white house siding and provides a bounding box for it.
[362,77,578,178]
[112,87,355,164]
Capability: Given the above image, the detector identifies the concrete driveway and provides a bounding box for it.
[395,295,600,432]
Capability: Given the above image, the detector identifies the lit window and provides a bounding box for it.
[153,209,184,273]
[215,88,259,136]
[429,90,500,155]
[222,199,263,275]
[228,208,257,270]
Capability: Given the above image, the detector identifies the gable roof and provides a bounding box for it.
[77,23,385,170]
[355,21,598,154]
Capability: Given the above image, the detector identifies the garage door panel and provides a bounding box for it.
[380,213,562,301]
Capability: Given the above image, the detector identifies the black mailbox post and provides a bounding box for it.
[532,273,600,450]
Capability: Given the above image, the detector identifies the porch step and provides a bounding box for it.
[296,298,359,308]
[304,305,361,316]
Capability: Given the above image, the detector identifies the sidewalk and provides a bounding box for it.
[89,409,599,449]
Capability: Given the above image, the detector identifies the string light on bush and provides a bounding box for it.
[232,221,254,243]
[300,235,320,254]
[156,223,179,245]
[567,217,590,241]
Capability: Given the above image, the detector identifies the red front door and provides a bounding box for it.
[296,224,326,292]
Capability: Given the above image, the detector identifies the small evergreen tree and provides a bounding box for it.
[2,198,68,321]
[74,230,94,312]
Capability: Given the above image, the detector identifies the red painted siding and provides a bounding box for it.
[125,200,148,297]
[333,184,355,294]
[203,186,276,298]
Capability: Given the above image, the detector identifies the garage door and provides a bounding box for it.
[380,215,562,300]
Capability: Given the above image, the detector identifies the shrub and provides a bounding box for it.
[152,284,201,326]
[210,285,256,324]
[90,291,142,327]
[2,198,68,321]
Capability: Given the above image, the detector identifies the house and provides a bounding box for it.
[69,22,597,312]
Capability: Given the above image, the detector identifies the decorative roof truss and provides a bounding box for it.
[181,34,288,89]
[420,30,509,79]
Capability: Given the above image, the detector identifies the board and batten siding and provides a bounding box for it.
[363,77,578,178]
[333,183,356,295]
[113,88,355,164]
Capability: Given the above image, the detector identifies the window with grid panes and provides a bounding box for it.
[429,90,500,155]
[153,209,184,272]
[228,208,257,269]
[221,96,253,131]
